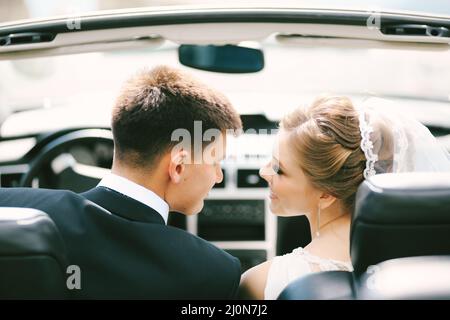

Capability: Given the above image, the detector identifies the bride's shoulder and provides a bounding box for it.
[239,249,311,299]
[239,260,273,299]
[263,247,316,299]
[271,247,317,273]
[271,246,353,274]
[264,247,353,299]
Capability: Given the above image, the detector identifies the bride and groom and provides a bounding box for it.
[0,65,449,299]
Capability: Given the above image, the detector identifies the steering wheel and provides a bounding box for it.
[20,129,113,191]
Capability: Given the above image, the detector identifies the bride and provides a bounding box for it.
[239,95,450,300]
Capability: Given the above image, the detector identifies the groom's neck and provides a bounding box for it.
[111,160,167,200]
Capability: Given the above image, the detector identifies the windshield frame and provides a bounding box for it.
[2,6,450,38]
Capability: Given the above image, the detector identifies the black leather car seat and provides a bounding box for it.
[0,207,69,299]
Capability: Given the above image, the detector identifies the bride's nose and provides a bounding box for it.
[259,163,272,182]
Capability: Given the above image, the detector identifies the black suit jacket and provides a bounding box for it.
[0,187,241,299]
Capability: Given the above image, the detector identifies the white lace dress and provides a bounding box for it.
[264,247,353,300]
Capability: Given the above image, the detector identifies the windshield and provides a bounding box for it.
[1,38,450,137]
[2,0,450,25]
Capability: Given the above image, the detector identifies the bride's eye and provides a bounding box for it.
[272,162,283,175]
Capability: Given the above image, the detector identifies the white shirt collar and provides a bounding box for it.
[98,173,169,224]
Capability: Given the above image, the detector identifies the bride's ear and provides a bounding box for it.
[319,193,337,211]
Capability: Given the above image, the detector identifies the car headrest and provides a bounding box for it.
[0,207,68,298]
[358,255,450,299]
[351,172,450,274]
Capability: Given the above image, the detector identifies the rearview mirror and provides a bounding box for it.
[178,44,264,73]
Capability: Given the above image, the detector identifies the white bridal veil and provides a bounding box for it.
[357,98,450,178]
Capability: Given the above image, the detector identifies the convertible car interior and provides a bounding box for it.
[0,2,450,299]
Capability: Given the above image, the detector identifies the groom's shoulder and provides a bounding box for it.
[164,224,241,289]
[166,224,240,267]
[0,187,83,208]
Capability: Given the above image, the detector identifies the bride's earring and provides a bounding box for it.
[316,205,321,238]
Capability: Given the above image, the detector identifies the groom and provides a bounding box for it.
[0,66,243,299]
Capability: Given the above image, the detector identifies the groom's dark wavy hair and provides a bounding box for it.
[281,95,369,213]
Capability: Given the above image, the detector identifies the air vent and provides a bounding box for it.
[381,24,450,38]
[0,172,23,187]
[198,199,265,241]
[0,165,28,187]
[237,169,267,188]
[0,33,56,46]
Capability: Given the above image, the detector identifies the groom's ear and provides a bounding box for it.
[168,149,189,184]
[319,193,337,211]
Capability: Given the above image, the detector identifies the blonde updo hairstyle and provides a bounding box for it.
[280,95,366,213]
